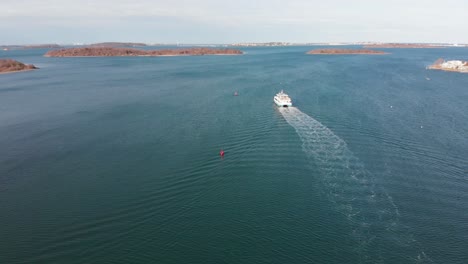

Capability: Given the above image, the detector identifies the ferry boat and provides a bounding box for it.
[274,90,292,107]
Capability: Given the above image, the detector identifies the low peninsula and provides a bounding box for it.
[363,43,443,48]
[1,44,61,50]
[0,59,38,74]
[307,49,387,55]
[428,58,468,73]
[88,42,147,48]
[44,47,243,57]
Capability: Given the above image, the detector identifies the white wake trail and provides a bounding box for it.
[279,107,432,263]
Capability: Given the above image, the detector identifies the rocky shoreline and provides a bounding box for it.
[44,47,243,57]
[428,58,468,73]
[0,59,38,74]
[307,49,387,55]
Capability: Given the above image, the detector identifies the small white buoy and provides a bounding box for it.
[390,105,393,108]
[420,126,423,129]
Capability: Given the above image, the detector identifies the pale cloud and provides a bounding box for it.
[1,0,468,43]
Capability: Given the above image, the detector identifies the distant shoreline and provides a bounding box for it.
[363,44,444,48]
[44,47,244,57]
[307,49,388,55]
[44,54,241,58]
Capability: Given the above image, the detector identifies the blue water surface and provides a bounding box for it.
[0,46,467,263]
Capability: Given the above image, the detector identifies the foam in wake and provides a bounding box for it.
[279,107,432,263]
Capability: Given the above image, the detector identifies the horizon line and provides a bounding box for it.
[2,41,468,46]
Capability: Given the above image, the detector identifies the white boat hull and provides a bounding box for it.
[274,96,292,107]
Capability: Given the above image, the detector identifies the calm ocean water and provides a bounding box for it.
[1,46,467,263]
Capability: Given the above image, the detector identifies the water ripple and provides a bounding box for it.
[279,106,433,263]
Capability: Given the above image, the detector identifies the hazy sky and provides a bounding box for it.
[1,0,467,44]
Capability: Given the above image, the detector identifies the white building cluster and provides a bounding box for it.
[440,60,468,72]
[441,60,466,68]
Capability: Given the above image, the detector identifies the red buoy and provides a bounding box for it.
[220,149,225,157]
